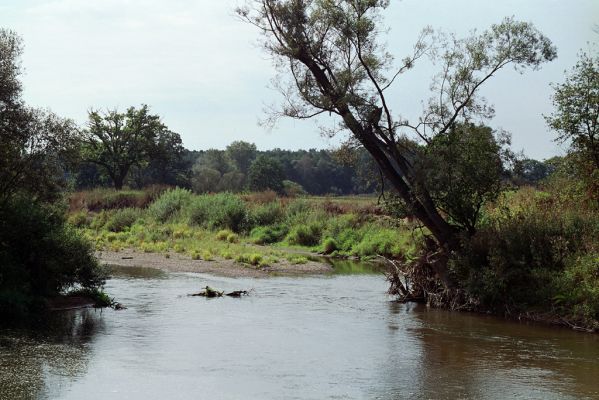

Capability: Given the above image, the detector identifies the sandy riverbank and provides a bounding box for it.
[96,248,334,278]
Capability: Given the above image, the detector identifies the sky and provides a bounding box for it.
[1,0,597,159]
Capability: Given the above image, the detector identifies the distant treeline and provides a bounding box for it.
[72,139,556,195]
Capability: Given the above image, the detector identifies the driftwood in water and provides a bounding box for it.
[189,286,250,298]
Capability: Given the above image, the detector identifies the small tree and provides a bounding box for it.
[419,123,508,234]
[546,52,599,170]
[248,155,285,193]
[83,105,181,190]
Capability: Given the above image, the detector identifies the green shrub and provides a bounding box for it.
[451,199,599,315]
[250,224,289,244]
[104,208,141,232]
[226,233,239,243]
[250,201,285,226]
[148,188,192,223]
[286,223,322,246]
[555,254,599,327]
[188,193,249,232]
[90,210,111,230]
[0,198,106,317]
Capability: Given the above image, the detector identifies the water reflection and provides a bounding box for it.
[382,303,599,399]
[0,310,104,400]
[0,268,597,400]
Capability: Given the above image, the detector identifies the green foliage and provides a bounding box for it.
[105,208,142,232]
[546,51,599,170]
[282,180,307,196]
[556,254,599,326]
[250,224,289,244]
[84,105,183,190]
[352,227,406,259]
[187,192,249,232]
[0,198,106,316]
[452,189,599,318]
[148,188,192,223]
[250,201,285,226]
[247,155,285,193]
[286,223,322,246]
[420,123,507,232]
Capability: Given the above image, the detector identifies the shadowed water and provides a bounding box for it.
[1,264,598,400]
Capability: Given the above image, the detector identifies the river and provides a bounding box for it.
[1,264,598,400]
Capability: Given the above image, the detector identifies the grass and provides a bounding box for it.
[69,189,416,269]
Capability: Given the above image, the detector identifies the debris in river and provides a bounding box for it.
[189,286,250,298]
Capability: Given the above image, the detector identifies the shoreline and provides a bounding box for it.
[96,248,334,278]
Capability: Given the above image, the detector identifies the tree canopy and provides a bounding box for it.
[83,105,183,190]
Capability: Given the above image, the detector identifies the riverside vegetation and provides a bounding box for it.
[67,175,599,331]
[69,188,417,267]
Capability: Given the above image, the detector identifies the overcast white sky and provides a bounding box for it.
[2,0,597,159]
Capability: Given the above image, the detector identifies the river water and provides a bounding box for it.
[1,264,598,400]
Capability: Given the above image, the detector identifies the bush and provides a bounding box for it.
[250,225,289,244]
[452,193,599,316]
[282,180,307,197]
[148,188,193,223]
[0,198,106,316]
[250,201,285,226]
[104,208,142,232]
[187,193,249,233]
[286,223,322,246]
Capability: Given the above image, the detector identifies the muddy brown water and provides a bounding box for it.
[1,263,598,400]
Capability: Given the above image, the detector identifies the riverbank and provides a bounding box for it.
[97,249,334,277]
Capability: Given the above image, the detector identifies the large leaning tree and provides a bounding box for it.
[237,1,556,264]
[83,105,183,190]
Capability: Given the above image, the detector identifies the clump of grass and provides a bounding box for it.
[236,253,263,266]
[202,250,213,261]
[191,250,201,260]
[226,232,239,243]
[250,225,288,244]
[216,229,233,241]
